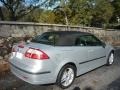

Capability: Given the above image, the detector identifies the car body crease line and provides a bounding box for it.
[79,56,106,64]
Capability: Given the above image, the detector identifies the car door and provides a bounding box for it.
[83,35,106,65]
[75,35,106,76]
[74,35,92,75]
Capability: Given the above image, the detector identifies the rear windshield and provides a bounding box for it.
[31,32,75,46]
[31,33,59,45]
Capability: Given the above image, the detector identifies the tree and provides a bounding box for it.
[38,10,56,24]
[0,0,57,21]
[91,0,114,27]
[68,0,93,26]
[54,0,93,26]
[54,0,114,27]
[54,5,72,25]
[0,7,4,20]
[22,8,43,22]
[22,9,56,23]
[110,0,120,23]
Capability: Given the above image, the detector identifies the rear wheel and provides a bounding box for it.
[56,64,76,89]
[107,52,114,65]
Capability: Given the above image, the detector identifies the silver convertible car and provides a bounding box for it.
[9,31,114,89]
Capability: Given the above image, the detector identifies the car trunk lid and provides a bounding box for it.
[9,42,52,73]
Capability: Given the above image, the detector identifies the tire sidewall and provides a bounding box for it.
[56,64,76,89]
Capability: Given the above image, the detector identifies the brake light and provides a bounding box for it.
[25,48,49,60]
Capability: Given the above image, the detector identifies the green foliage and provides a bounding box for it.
[54,6,72,24]
[53,0,114,27]
[110,0,120,23]
[112,0,120,17]
[0,0,119,29]
[23,9,56,23]
[22,8,43,22]
[91,0,114,27]
[38,10,56,24]
[0,0,58,21]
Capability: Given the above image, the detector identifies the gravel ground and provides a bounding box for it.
[0,48,120,90]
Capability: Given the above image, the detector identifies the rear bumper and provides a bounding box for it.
[10,63,56,85]
[10,62,51,74]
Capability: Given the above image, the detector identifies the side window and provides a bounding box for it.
[40,34,59,45]
[40,34,54,42]
[85,35,103,46]
[75,35,103,46]
[75,37,87,46]
[31,33,59,45]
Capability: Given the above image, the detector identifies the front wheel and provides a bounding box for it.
[56,64,76,89]
[107,52,114,65]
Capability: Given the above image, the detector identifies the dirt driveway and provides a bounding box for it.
[0,48,120,90]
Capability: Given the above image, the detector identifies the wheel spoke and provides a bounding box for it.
[109,53,114,64]
[61,72,67,83]
[61,68,74,87]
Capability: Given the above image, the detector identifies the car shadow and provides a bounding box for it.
[73,86,94,90]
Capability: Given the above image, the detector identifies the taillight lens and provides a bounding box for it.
[25,48,49,60]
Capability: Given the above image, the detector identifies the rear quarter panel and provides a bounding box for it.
[49,46,79,78]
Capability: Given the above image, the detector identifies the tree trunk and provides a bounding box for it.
[0,7,5,20]
[9,10,17,21]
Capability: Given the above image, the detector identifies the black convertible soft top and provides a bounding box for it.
[32,31,93,46]
[44,31,91,36]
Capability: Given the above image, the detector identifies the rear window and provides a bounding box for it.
[31,32,75,46]
[31,33,59,45]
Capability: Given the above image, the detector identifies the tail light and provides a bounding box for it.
[25,48,49,60]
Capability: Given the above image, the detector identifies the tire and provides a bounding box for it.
[106,52,114,66]
[56,64,76,89]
